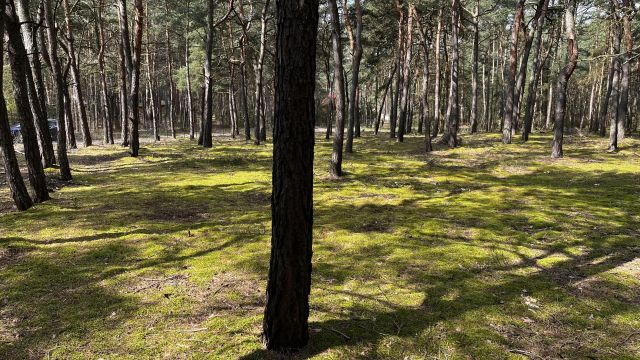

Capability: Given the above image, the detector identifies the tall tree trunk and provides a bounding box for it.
[185,0,195,140]
[15,0,56,167]
[43,0,72,180]
[119,40,130,146]
[97,0,113,145]
[5,1,50,201]
[612,0,633,147]
[254,0,270,144]
[522,0,550,141]
[502,0,525,144]
[344,0,362,153]
[166,1,176,139]
[202,0,215,148]
[415,12,431,152]
[0,0,33,210]
[551,0,578,158]
[263,0,318,350]
[128,0,144,156]
[397,5,413,143]
[432,8,442,138]
[328,0,346,178]
[62,0,91,147]
[469,0,480,133]
[374,66,395,135]
[440,0,460,147]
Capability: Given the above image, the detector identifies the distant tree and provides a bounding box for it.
[263,0,318,350]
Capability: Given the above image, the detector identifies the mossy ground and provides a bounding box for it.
[1,132,639,359]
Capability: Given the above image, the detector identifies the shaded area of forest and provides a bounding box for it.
[1,133,638,359]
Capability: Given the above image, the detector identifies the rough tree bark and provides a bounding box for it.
[15,0,56,167]
[0,0,33,211]
[263,0,318,350]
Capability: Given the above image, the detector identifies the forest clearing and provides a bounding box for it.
[1,133,639,359]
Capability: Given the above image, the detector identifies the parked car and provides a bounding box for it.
[48,119,59,140]
[9,120,59,144]
[10,123,21,144]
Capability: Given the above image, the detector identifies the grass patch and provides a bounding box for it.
[1,132,639,359]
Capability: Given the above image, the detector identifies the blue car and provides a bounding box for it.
[10,123,21,144]
[10,120,59,144]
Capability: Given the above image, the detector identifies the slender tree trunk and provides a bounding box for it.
[166,1,176,139]
[263,0,318,350]
[43,0,72,180]
[202,0,215,148]
[328,0,346,178]
[469,0,480,133]
[522,0,549,141]
[440,0,460,147]
[502,0,525,144]
[551,0,578,158]
[416,12,432,152]
[397,5,413,143]
[374,66,395,135]
[254,0,270,144]
[345,0,362,153]
[432,8,442,138]
[128,0,144,156]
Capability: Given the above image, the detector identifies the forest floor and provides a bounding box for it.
[1,132,639,359]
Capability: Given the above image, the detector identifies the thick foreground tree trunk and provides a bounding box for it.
[0,0,33,211]
[5,1,50,201]
[263,0,318,351]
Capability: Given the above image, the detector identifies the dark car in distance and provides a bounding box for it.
[10,119,59,144]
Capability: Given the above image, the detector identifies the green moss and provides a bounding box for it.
[1,133,639,359]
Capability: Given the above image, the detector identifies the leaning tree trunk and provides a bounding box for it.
[15,0,56,167]
[0,0,33,211]
[263,0,318,350]
[328,0,347,178]
[128,0,145,156]
[502,0,525,144]
[522,0,550,141]
[43,0,72,180]
[5,1,50,201]
[551,0,578,158]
